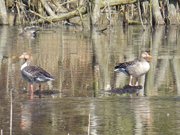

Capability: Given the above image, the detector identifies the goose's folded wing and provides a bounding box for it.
[23,66,54,80]
[114,59,138,75]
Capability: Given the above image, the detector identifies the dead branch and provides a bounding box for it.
[29,10,53,23]
[40,0,56,16]
[31,0,139,25]
[31,5,86,24]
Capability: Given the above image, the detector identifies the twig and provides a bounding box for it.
[137,0,145,30]
[60,0,77,6]
[149,0,153,27]
[77,7,84,29]
[14,1,22,24]
[10,89,13,135]
[105,0,111,25]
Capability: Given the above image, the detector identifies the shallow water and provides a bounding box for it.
[0,25,180,135]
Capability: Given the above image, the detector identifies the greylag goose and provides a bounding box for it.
[19,52,54,96]
[114,52,152,86]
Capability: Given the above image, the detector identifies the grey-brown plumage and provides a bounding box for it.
[21,65,54,84]
[114,60,137,75]
[19,52,54,98]
[114,52,152,86]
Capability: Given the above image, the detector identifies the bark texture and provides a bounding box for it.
[0,0,8,24]
[152,0,165,25]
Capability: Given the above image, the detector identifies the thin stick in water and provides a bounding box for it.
[1,129,3,135]
[88,113,90,135]
[10,89,13,135]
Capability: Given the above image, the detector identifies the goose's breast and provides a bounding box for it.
[128,62,150,77]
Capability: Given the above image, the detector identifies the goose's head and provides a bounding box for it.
[19,52,32,70]
[141,52,152,62]
[19,52,31,61]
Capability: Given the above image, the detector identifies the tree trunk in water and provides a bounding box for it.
[168,1,178,24]
[91,0,101,26]
[0,0,8,24]
[151,0,164,25]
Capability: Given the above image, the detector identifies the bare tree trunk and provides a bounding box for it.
[151,0,165,25]
[0,0,8,24]
[91,0,101,26]
[40,0,56,16]
[168,1,178,24]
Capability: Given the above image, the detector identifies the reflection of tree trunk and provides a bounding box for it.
[92,37,100,96]
[154,59,168,88]
[58,29,65,97]
[0,27,8,92]
[145,26,164,96]
[92,31,111,90]
[133,98,152,135]
[152,0,164,25]
[168,25,180,94]
[0,0,8,24]
[172,59,180,95]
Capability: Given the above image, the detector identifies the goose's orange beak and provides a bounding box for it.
[19,53,30,60]
[146,54,152,62]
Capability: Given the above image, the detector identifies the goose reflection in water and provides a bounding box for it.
[109,85,143,96]
[19,26,40,38]
[19,52,55,98]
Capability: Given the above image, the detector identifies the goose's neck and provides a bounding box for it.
[21,61,28,70]
[140,57,147,62]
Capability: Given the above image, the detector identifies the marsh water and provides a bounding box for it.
[1,25,180,135]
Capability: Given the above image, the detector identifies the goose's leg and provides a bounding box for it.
[39,84,42,98]
[39,84,41,90]
[30,84,34,99]
[135,78,139,86]
[129,75,133,86]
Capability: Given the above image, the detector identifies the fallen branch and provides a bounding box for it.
[31,0,139,25]
[29,10,53,24]
[40,0,56,16]
[31,5,87,24]
[60,0,77,6]
[77,8,84,28]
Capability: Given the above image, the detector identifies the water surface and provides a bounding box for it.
[0,25,180,135]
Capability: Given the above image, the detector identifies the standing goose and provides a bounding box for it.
[114,52,152,86]
[19,52,54,96]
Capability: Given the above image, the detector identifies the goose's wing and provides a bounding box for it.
[22,66,54,82]
[114,59,138,75]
